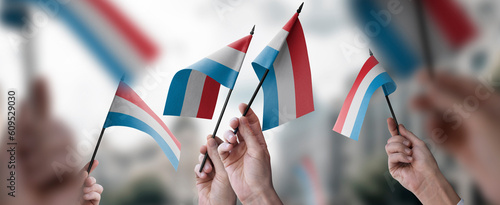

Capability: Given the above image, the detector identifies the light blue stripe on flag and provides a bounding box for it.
[23,0,127,79]
[252,46,281,130]
[164,69,191,116]
[350,73,396,140]
[105,112,179,169]
[352,0,420,77]
[189,58,239,89]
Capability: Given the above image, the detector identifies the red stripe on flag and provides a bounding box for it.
[287,20,314,118]
[282,12,299,32]
[196,76,221,119]
[116,82,181,149]
[228,35,253,53]
[423,0,476,48]
[88,0,159,61]
[333,56,378,133]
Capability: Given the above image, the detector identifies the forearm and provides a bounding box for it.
[242,187,282,205]
[415,171,461,205]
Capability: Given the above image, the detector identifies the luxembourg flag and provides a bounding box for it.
[252,6,314,131]
[163,34,253,119]
[333,55,396,141]
[105,81,181,170]
[19,0,158,79]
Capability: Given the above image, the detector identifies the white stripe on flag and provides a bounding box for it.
[273,42,297,125]
[70,1,146,72]
[109,96,181,158]
[207,46,246,72]
[342,64,385,137]
[180,71,206,117]
[268,29,289,51]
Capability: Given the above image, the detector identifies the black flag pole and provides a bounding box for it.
[415,0,434,78]
[370,50,401,135]
[86,80,122,173]
[199,26,255,172]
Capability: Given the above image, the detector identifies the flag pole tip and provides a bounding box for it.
[369,49,373,56]
[250,25,255,35]
[297,2,304,13]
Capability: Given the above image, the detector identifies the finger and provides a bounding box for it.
[400,125,424,146]
[32,78,51,118]
[238,116,266,151]
[218,142,233,161]
[82,160,99,175]
[385,142,412,155]
[85,176,97,187]
[206,138,225,171]
[206,135,223,144]
[388,153,413,164]
[387,118,399,137]
[194,164,207,179]
[82,192,101,202]
[229,117,239,130]
[84,183,103,194]
[238,103,260,125]
[199,145,207,155]
[223,130,238,144]
[387,135,411,147]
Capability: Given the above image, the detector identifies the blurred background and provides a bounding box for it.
[1,0,499,204]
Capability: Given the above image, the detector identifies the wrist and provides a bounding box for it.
[242,185,282,205]
[415,171,460,205]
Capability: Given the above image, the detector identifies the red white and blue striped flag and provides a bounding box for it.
[163,34,253,119]
[105,81,181,169]
[22,0,158,79]
[252,10,314,131]
[333,56,396,141]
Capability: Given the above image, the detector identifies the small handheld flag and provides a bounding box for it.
[88,81,181,171]
[333,53,397,141]
[164,33,253,119]
[251,2,314,130]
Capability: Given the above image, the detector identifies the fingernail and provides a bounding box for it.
[403,140,410,146]
[208,139,216,147]
[231,117,238,123]
[405,148,411,154]
[225,143,231,149]
[204,164,210,171]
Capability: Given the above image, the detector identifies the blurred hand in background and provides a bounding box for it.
[412,70,500,203]
[195,135,236,205]
[1,78,103,205]
[385,118,460,205]
[217,103,282,205]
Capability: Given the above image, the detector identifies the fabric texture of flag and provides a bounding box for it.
[252,11,314,131]
[105,81,181,170]
[333,56,396,141]
[163,34,252,119]
[18,0,158,79]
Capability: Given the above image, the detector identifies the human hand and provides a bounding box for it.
[80,160,103,205]
[386,118,459,205]
[195,135,236,205]
[412,70,500,202]
[217,103,282,205]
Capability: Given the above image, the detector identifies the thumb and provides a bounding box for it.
[399,125,423,145]
[238,116,266,151]
[82,160,99,175]
[206,138,225,171]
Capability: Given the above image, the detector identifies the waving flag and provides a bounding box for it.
[105,81,181,169]
[294,157,327,205]
[17,0,158,79]
[333,56,396,141]
[252,9,314,131]
[164,34,253,119]
[351,0,476,77]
